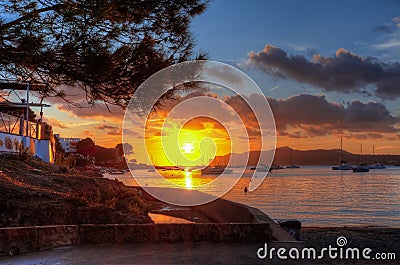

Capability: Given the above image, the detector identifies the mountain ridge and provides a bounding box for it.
[210,147,400,166]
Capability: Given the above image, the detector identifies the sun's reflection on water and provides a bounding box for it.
[156,168,215,189]
[184,169,193,189]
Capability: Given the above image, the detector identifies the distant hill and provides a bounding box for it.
[210,147,400,166]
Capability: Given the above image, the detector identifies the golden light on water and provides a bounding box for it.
[184,169,193,189]
[155,168,218,190]
[141,113,233,190]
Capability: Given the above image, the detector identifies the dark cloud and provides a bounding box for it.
[220,93,399,140]
[374,25,394,34]
[344,133,388,140]
[248,45,400,99]
[123,128,138,135]
[267,94,400,137]
[182,117,227,131]
[57,103,124,122]
[82,130,94,138]
[107,130,122,136]
[95,125,121,136]
[95,125,119,130]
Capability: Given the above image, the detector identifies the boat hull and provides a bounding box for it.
[332,165,352,170]
[368,163,386,169]
[352,166,369,172]
[201,167,233,175]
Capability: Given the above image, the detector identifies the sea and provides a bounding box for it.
[105,166,400,227]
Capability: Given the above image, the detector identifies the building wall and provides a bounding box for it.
[34,139,54,163]
[0,132,22,153]
[54,135,81,153]
[0,132,54,163]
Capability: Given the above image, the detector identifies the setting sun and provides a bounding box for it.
[181,143,194,154]
[144,115,232,167]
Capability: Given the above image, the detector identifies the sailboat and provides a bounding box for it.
[332,136,352,170]
[201,165,233,174]
[352,144,369,172]
[201,154,233,175]
[367,145,386,169]
[250,165,271,172]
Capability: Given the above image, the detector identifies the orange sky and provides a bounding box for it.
[5,75,396,161]
[41,91,400,161]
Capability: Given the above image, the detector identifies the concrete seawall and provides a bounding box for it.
[0,188,295,256]
[193,198,296,241]
[0,223,272,255]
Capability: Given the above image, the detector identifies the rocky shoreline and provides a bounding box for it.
[0,154,262,227]
[1,154,399,264]
[0,154,152,226]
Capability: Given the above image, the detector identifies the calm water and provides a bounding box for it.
[106,166,400,227]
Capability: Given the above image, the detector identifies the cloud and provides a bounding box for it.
[41,84,89,105]
[43,117,69,129]
[374,25,394,34]
[82,130,94,138]
[393,16,400,28]
[123,128,139,137]
[183,117,227,131]
[57,103,125,122]
[248,45,400,99]
[369,16,400,53]
[43,83,125,123]
[95,124,121,136]
[95,125,119,130]
[267,94,400,138]
[107,130,122,136]
[372,39,400,50]
[204,63,244,86]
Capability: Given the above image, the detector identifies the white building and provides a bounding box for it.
[0,81,55,163]
[0,112,55,163]
[54,134,81,153]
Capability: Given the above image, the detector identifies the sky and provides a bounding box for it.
[5,0,400,159]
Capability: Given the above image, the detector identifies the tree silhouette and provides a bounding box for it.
[0,0,208,107]
[76,137,96,156]
[76,137,118,163]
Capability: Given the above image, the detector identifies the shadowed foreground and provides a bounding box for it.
[1,227,398,265]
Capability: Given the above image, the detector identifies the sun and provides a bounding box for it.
[181,143,194,154]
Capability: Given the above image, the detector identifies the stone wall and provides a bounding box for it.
[0,223,272,255]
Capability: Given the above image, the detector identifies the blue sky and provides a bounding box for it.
[191,0,399,61]
[174,0,400,154]
[190,0,400,114]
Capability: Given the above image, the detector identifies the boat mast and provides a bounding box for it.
[290,148,292,165]
[372,144,375,164]
[358,144,363,165]
[340,135,343,164]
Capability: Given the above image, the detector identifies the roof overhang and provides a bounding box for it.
[0,102,51,108]
[0,81,47,91]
